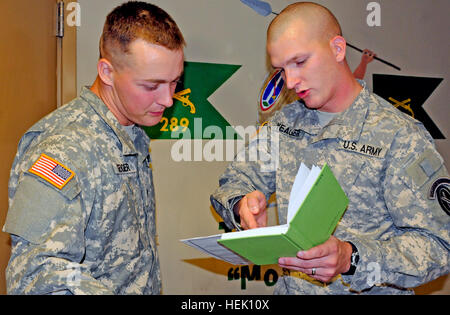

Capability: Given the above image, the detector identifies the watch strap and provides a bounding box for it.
[342,241,359,276]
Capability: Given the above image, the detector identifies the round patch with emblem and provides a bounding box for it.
[429,178,450,216]
[259,69,285,112]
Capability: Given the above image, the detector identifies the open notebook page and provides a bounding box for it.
[287,164,321,223]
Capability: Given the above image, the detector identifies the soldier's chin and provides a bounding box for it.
[138,113,164,127]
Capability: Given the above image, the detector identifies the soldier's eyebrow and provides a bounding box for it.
[141,78,168,84]
[272,53,310,70]
[284,54,310,67]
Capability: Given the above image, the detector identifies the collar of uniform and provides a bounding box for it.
[311,80,369,143]
[133,126,151,163]
[80,86,139,157]
[271,100,321,136]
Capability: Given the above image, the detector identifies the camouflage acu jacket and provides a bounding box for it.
[3,87,161,295]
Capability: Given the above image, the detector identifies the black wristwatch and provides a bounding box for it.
[342,242,359,276]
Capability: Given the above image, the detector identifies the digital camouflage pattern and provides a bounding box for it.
[3,87,161,295]
[211,81,450,294]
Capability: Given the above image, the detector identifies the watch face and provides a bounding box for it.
[351,252,357,265]
[350,249,359,266]
[347,242,359,268]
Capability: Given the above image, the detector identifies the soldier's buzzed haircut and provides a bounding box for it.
[100,1,185,68]
[268,2,342,45]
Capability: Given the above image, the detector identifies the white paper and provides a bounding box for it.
[181,235,252,265]
[220,224,289,239]
[288,164,321,223]
[287,163,310,223]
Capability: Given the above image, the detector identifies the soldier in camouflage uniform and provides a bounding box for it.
[3,2,185,294]
[211,2,449,294]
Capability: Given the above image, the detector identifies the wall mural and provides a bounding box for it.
[373,74,444,139]
[144,62,241,140]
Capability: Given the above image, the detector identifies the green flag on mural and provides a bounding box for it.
[143,61,241,140]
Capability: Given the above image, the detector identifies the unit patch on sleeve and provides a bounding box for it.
[260,70,285,112]
[29,153,75,189]
[428,178,450,216]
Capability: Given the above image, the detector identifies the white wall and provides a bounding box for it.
[77,0,449,294]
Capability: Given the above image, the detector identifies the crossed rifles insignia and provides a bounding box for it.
[173,88,196,114]
[388,97,415,118]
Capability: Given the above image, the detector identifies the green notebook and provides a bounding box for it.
[217,163,348,265]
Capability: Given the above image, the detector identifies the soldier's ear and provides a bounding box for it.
[97,58,115,86]
[330,36,346,63]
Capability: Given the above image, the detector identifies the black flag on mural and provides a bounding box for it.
[372,74,445,139]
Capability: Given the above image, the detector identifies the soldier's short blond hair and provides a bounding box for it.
[99,1,185,68]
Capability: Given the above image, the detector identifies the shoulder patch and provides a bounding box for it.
[405,148,443,188]
[428,178,450,216]
[260,70,284,111]
[29,153,75,189]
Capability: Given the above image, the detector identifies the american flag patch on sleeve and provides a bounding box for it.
[29,153,75,189]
